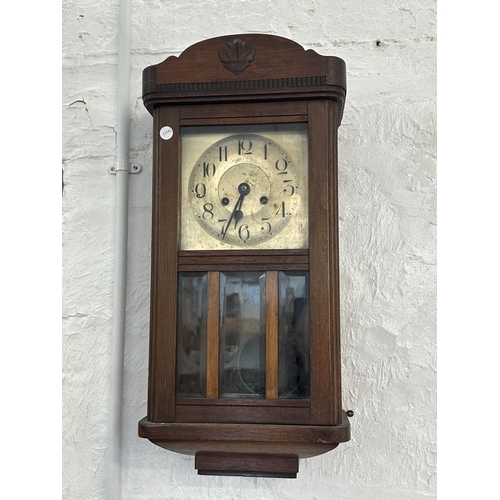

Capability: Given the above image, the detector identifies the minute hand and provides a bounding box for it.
[222,182,251,240]
[222,193,244,240]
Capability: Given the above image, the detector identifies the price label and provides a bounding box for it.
[160,126,174,140]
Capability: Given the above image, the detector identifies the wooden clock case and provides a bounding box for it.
[138,34,350,478]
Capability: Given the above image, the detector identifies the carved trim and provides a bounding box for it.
[152,76,328,94]
[218,39,256,75]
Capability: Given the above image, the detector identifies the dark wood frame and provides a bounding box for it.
[139,34,349,478]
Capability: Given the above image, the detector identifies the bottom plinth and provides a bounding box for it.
[138,411,351,477]
[195,452,298,478]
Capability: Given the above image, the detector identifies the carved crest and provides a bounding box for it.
[218,39,256,75]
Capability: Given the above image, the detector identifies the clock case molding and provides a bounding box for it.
[138,34,350,478]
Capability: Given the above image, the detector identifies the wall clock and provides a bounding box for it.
[139,34,351,478]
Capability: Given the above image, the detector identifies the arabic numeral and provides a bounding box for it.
[203,162,216,177]
[202,203,214,220]
[276,201,286,217]
[283,180,295,196]
[275,158,288,174]
[218,218,228,234]
[238,224,250,242]
[195,183,206,198]
[238,139,252,155]
[261,218,272,234]
[218,145,227,162]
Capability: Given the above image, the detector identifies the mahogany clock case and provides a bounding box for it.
[138,34,350,478]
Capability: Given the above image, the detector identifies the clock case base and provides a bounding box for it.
[139,411,350,477]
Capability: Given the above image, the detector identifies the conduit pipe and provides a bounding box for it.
[107,0,131,498]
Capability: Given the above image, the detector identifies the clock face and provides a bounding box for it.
[180,124,308,250]
[188,133,300,246]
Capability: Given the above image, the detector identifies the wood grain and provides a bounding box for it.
[195,452,298,478]
[139,411,351,458]
[329,101,343,424]
[178,250,308,272]
[180,101,308,125]
[142,35,346,121]
[142,34,349,472]
[148,105,180,423]
[175,404,310,424]
[308,100,335,425]
[176,398,310,407]
[206,272,220,398]
[266,271,279,399]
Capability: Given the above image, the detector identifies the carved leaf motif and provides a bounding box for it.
[218,39,256,75]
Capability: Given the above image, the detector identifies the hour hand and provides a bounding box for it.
[222,194,242,239]
[233,183,250,227]
[222,183,251,239]
[234,208,244,227]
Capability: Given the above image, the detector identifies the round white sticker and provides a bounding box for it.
[160,126,174,140]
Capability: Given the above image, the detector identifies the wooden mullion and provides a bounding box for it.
[206,272,220,398]
[266,271,279,399]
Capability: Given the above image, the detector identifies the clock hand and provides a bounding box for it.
[222,183,250,239]
[234,193,246,227]
[222,194,243,239]
[234,209,244,228]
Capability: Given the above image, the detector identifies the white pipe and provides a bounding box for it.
[107,0,131,498]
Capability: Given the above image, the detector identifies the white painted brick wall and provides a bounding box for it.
[62,1,437,498]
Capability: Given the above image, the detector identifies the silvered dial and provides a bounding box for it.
[188,134,301,246]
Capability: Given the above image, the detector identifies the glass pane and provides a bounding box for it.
[176,272,207,398]
[278,271,310,398]
[219,272,266,398]
[180,123,308,251]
